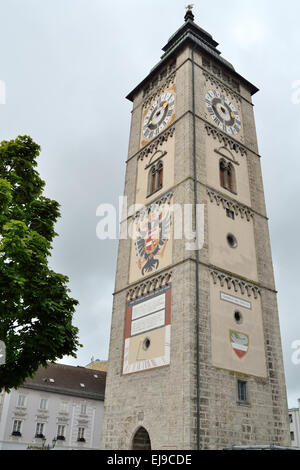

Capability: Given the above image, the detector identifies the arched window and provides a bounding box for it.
[150,166,157,194]
[131,427,151,450]
[157,161,163,190]
[148,160,163,196]
[219,159,236,193]
[220,160,226,188]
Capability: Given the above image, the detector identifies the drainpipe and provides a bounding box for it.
[191,46,201,451]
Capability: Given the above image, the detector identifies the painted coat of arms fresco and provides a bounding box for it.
[230,330,249,359]
[134,204,171,277]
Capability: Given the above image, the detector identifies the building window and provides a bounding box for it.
[17,395,26,407]
[237,380,247,403]
[148,160,163,196]
[60,402,68,413]
[220,159,236,193]
[168,61,176,73]
[291,431,295,441]
[39,398,47,410]
[202,57,210,69]
[35,422,45,438]
[289,414,293,423]
[12,420,22,436]
[80,403,87,415]
[77,427,85,442]
[160,68,167,80]
[212,65,221,76]
[231,80,240,92]
[57,425,66,440]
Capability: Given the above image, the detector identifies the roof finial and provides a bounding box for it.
[185,4,195,22]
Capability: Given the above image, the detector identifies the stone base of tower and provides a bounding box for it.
[101,264,290,450]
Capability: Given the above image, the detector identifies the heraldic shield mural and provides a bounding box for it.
[230,330,249,359]
[129,196,173,283]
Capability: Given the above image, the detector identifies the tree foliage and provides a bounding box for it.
[0,136,80,391]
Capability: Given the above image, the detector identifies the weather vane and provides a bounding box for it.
[185,4,194,11]
[184,3,195,21]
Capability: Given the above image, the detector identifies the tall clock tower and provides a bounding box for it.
[101,9,290,450]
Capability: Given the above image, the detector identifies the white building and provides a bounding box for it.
[0,363,106,450]
[289,400,300,448]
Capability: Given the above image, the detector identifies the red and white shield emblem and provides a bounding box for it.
[145,226,159,253]
[230,330,249,359]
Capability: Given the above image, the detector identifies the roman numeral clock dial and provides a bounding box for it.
[143,92,175,141]
[205,90,241,135]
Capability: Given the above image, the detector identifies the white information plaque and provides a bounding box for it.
[220,292,251,310]
[132,293,165,321]
[131,309,165,336]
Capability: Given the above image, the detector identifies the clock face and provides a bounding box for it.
[143,92,175,139]
[205,90,241,135]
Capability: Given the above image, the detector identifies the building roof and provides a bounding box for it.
[22,363,106,401]
[126,14,258,102]
[86,360,108,372]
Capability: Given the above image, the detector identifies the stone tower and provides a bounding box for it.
[101,10,290,450]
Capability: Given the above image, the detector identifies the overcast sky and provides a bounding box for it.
[0,0,300,408]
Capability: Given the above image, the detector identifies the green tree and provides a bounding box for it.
[0,136,80,391]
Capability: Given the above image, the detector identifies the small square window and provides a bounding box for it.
[12,420,22,434]
[35,422,45,437]
[12,419,22,436]
[57,424,66,440]
[202,57,210,69]
[17,395,26,407]
[289,414,293,423]
[39,398,48,410]
[212,65,221,76]
[291,431,295,441]
[60,402,69,413]
[237,380,247,403]
[77,427,85,442]
[231,80,240,92]
[160,69,167,80]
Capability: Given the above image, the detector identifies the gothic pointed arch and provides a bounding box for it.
[131,426,151,450]
[215,145,238,164]
[146,149,167,168]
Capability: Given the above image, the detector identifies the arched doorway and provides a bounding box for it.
[131,427,151,450]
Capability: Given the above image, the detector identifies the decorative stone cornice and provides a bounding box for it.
[57,416,69,424]
[210,269,260,299]
[36,413,49,420]
[138,126,175,161]
[13,410,27,418]
[203,70,241,103]
[143,71,176,108]
[206,188,253,221]
[205,124,247,157]
[133,191,174,220]
[127,271,172,301]
[78,419,89,425]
